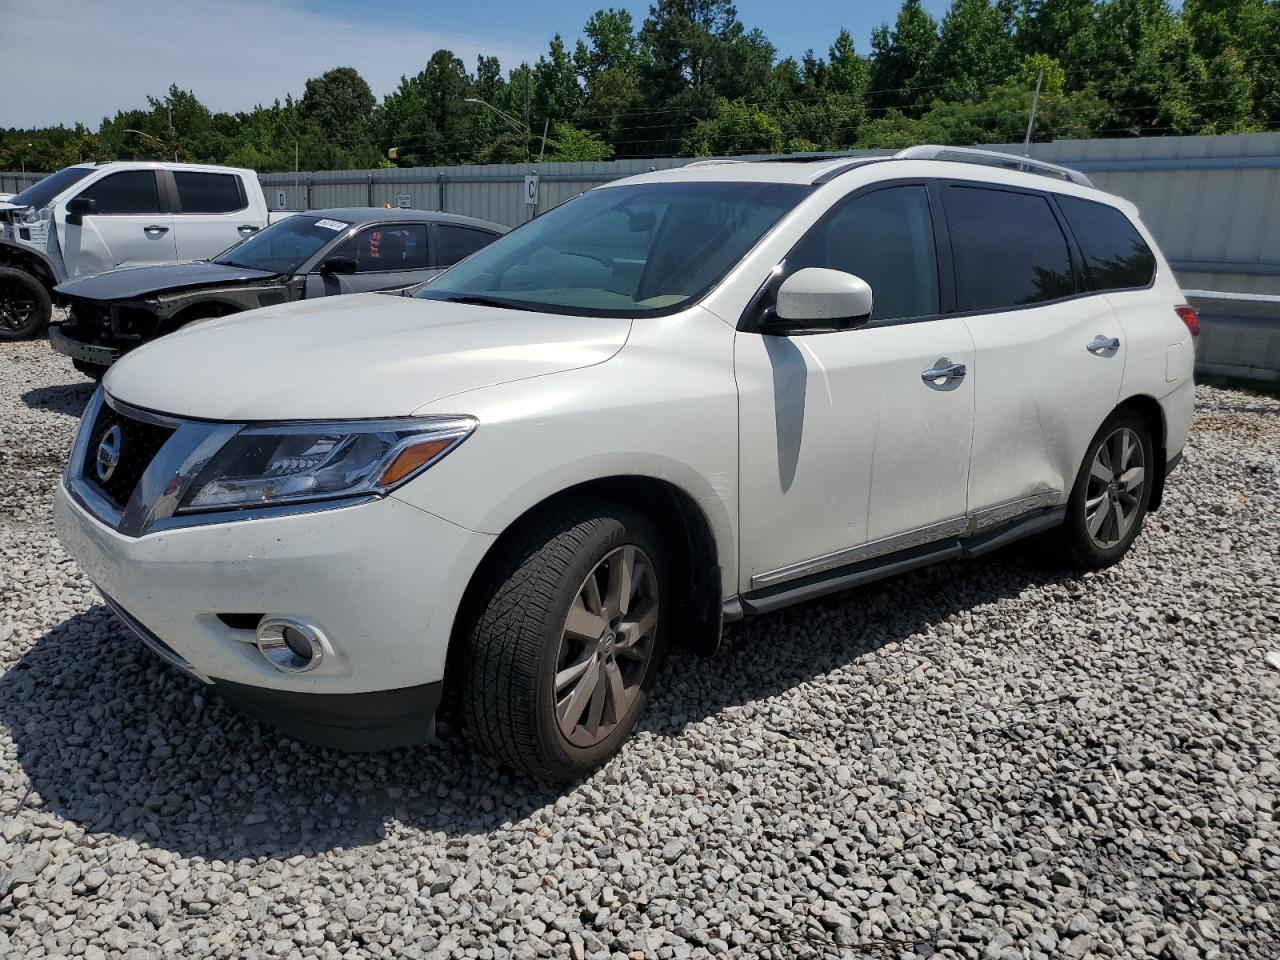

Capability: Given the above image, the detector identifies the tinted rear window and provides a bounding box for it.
[1057,196,1155,291]
[175,172,245,214]
[435,225,496,267]
[944,186,1075,311]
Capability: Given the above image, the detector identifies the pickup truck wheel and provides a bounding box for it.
[0,267,52,341]
[457,503,668,782]
[1057,410,1154,569]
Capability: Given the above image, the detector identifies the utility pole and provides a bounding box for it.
[1023,69,1044,157]
[524,72,531,161]
[537,117,550,163]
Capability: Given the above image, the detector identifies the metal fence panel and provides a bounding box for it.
[6,133,1280,380]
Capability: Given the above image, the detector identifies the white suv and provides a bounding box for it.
[55,147,1197,781]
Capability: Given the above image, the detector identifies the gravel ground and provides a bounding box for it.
[1,335,1277,960]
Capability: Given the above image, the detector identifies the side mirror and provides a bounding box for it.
[66,196,96,225]
[770,267,873,333]
[320,255,358,276]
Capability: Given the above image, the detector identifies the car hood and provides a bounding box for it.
[104,293,632,420]
[55,261,278,301]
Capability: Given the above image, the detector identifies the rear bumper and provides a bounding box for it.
[49,325,119,367]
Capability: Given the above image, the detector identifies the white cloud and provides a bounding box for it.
[3,0,542,128]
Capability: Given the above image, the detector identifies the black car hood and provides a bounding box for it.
[55,261,279,301]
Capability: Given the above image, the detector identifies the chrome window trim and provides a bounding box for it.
[750,489,1066,590]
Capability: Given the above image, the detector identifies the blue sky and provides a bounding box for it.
[6,0,954,128]
[301,0,957,67]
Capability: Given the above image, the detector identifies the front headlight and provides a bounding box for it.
[177,417,476,513]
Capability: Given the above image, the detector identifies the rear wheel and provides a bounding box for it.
[457,502,667,782]
[0,267,52,340]
[1058,410,1154,568]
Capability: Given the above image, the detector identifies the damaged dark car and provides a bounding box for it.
[50,207,506,376]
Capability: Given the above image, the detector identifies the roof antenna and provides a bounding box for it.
[1023,69,1044,157]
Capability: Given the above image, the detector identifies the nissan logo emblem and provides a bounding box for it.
[95,425,123,483]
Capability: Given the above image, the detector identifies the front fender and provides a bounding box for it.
[394,311,741,597]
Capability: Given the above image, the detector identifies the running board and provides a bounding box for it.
[723,506,1065,620]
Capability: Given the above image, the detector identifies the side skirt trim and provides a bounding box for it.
[725,506,1065,620]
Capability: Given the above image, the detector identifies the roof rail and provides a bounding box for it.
[683,158,746,168]
[893,145,1094,187]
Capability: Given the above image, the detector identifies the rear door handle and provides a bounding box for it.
[922,359,967,384]
[1087,336,1120,355]
[237,224,260,236]
[143,225,169,236]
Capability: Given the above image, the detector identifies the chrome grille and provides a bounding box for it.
[80,402,175,508]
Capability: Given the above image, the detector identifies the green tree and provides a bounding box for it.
[868,0,940,116]
[574,8,641,81]
[683,98,784,155]
[299,67,375,148]
[930,0,1019,102]
[535,35,583,124]
[545,122,615,160]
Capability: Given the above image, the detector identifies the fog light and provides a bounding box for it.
[255,618,325,673]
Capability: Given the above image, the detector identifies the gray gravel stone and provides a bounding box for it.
[0,338,1278,958]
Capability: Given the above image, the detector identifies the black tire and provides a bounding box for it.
[457,502,669,782]
[72,360,106,382]
[1057,409,1154,569]
[0,267,52,340]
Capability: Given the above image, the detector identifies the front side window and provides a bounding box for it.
[335,224,429,271]
[1056,196,1155,291]
[787,184,939,323]
[435,225,497,267]
[77,170,162,215]
[944,186,1075,311]
[418,181,807,317]
[213,215,348,273]
[175,172,245,214]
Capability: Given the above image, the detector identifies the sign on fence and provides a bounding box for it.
[523,174,539,206]
[397,193,412,209]
[276,189,287,208]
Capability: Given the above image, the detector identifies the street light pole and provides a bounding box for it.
[463,98,528,136]
[124,128,171,160]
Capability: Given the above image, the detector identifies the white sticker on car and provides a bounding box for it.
[313,219,350,231]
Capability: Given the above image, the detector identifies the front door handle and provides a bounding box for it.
[237,224,260,236]
[143,224,169,236]
[1087,336,1120,355]
[922,359,967,384]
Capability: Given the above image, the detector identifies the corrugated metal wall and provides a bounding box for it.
[5,133,1279,381]
[252,133,1280,295]
[256,158,690,228]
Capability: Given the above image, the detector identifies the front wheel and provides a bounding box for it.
[1058,410,1154,569]
[457,503,668,782]
[0,267,52,340]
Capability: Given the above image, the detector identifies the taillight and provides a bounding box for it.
[1175,305,1200,337]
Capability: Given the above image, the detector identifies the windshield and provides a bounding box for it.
[416,181,807,317]
[9,166,94,209]
[213,215,348,273]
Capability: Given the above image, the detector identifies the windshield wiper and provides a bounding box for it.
[433,294,535,312]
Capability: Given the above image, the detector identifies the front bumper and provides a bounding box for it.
[49,324,120,367]
[54,482,495,705]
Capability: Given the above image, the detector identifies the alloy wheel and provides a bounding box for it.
[1084,425,1146,549]
[0,280,37,333]
[553,545,659,749]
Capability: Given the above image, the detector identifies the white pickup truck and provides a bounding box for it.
[0,161,284,339]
